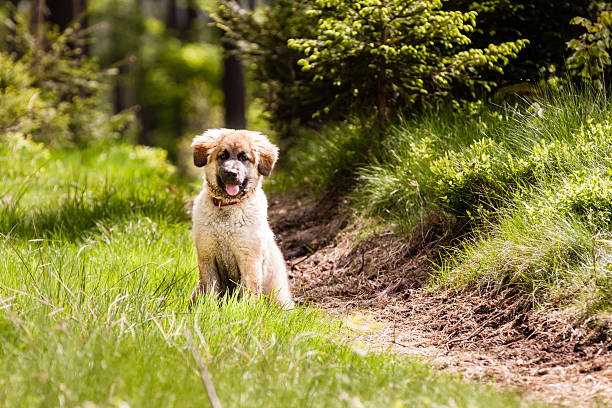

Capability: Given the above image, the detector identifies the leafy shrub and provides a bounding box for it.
[552,173,612,229]
[529,117,612,172]
[0,54,40,135]
[354,89,612,234]
[567,5,612,88]
[0,13,133,146]
[431,109,612,222]
[214,0,333,133]
[356,108,506,227]
[440,201,595,302]
[427,116,612,310]
[216,0,527,131]
[288,0,527,126]
[432,137,523,220]
[450,0,591,86]
[439,169,612,309]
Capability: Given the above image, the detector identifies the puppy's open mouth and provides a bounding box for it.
[217,177,247,197]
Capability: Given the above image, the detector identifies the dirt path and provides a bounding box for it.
[269,193,612,407]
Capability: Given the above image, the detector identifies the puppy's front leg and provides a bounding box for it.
[190,256,221,306]
[237,253,264,300]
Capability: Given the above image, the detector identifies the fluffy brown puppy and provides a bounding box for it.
[190,128,294,308]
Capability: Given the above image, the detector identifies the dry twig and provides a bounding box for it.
[184,330,222,408]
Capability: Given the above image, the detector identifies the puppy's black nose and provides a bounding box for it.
[224,168,238,177]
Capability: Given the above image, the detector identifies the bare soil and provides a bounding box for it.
[269,192,612,407]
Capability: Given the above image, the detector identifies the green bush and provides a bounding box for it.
[214,0,333,133]
[432,137,522,220]
[552,173,612,229]
[439,171,612,309]
[1,14,133,146]
[216,0,527,131]
[450,0,592,86]
[430,102,612,223]
[354,88,612,231]
[288,0,527,126]
[0,54,40,135]
[567,5,612,88]
[439,202,595,302]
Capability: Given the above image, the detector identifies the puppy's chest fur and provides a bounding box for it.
[192,187,268,286]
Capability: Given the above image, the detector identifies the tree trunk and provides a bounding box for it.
[166,0,179,32]
[222,0,250,129]
[133,0,151,146]
[222,39,247,129]
[45,0,86,31]
[7,0,21,54]
[180,0,198,41]
[30,0,47,45]
[377,22,388,133]
[31,0,88,53]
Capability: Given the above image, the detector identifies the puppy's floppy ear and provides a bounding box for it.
[192,129,224,167]
[250,132,279,176]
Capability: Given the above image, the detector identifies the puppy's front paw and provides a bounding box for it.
[282,299,296,310]
[189,284,205,308]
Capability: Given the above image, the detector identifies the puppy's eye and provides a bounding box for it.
[219,151,229,160]
[237,152,250,162]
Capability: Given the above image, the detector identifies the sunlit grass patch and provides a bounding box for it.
[0,136,191,240]
[270,119,376,192]
[357,89,612,232]
[435,175,612,313]
[277,88,612,316]
[0,135,538,407]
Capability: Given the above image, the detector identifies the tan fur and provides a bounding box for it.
[190,128,294,308]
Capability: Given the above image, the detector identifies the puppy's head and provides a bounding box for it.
[192,129,278,200]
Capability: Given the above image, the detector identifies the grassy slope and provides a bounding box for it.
[282,90,612,316]
[0,135,537,407]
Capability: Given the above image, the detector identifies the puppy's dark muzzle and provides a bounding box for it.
[219,165,245,186]
[219,171,244,185]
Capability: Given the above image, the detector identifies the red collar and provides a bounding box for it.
[211,196,244,207]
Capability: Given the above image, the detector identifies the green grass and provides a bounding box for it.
[279,88,612,316]
[0,134,539,407]
[428,93,612,313]
[270,119,377,192]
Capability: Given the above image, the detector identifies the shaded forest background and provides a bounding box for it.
[2,0,611,163]
[2,0,253,163]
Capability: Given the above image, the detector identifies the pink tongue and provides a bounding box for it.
[225,184,240,196]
